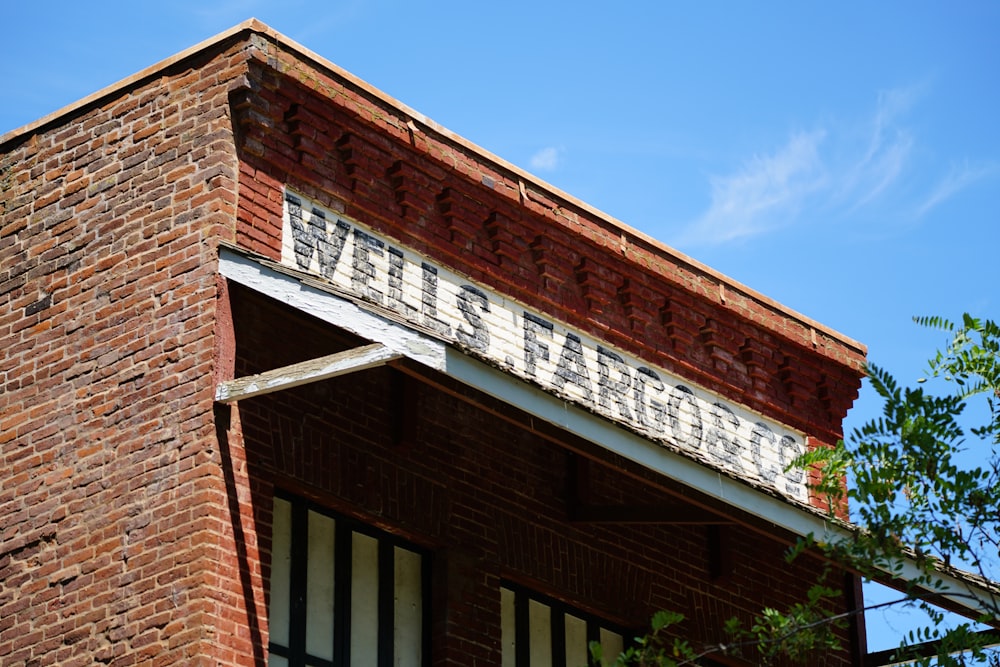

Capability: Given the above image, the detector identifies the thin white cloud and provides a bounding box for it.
[847,128,913,209]
[917,160,1000,217]
[871,84,923,144]
[676,131,826,246]
[530,146,562,171]
[675,82,963,247]
[840,84,923,209]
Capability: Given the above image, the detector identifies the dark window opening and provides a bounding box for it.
[501,581,630,667]
[268,493,431,667]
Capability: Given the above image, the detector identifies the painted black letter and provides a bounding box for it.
[286,194,350,280]
[552,333,593,402]
[780,435,805,498]
[667,385,703,450]
[456,285,490,352]
[750,422,779,483]
[705,403,745,473]
[634,367,666,432]
[351,229,385,304]
[597,346,633,421]
[523,313,553,377]
[387,246,417,318]
[420,263,451,335]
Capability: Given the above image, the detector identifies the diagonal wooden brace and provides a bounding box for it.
[214,342,402,403]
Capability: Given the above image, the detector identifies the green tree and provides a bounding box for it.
[593,314,1000,666]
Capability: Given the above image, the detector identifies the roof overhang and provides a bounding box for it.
[217,245,1000,628]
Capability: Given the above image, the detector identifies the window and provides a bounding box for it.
[501,582,628,667]
[268,493,431,667]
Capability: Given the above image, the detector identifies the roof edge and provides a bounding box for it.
[253,25,866,359]
[0,19,263,150]
[1,18,866,358]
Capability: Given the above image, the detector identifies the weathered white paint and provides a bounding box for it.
[306,511,336,661]
[599,628,624,660]
[351,533,379,664]
[215,343,402,402]
[218,249,447,371]
[528,599,551,667]
[269,497,292,648]
[501,587,516,667]
[280,191,809,502]
[564,614,588,667]
[393,546,423,666]
[498,587,627,666]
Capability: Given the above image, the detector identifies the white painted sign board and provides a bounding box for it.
[281,191,808,502]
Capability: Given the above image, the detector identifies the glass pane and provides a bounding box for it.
[268,655,289,667]
[500,587,516,667]
[564,614,588,667]
[306,510,336,660]
[393,546,422,666]
[351,532,379,665]
[269,497,292,647]
[599,628,623,661]
[528,599,552,667]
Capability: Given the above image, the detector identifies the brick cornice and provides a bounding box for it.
[0,16,863,360]
[232,74,859,444]
[220,25,867,442]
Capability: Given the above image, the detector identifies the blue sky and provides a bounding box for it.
[4,0,998,654]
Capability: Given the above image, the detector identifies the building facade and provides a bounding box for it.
[1,20,869,666]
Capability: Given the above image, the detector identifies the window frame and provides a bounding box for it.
[501,580,634,667]
[268,491,432,667]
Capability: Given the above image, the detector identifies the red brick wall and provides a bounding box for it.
[229,38,865,458]
[219,32,866,664]
[0,40,257,665]
[231,288,857,666]
[0,23,865,667]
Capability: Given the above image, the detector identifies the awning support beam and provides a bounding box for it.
[567,455,733,525]
[217,247,1000,627]
[214,343,401,403]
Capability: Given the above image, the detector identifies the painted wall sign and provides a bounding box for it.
[281,191,808,502]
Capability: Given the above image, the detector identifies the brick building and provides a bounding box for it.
[0,19,926,666]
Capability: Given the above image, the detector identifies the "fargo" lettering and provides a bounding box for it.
[282,192,807,501]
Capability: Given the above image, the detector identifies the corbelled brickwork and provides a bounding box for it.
[228,43,864,452]
[1,20,867,666]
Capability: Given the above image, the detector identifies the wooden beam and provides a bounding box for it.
[221,250,1000,626]
[571,504,733,525]
[215,343,402,402]
[567,453,732,526]
[707,525,733,580]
